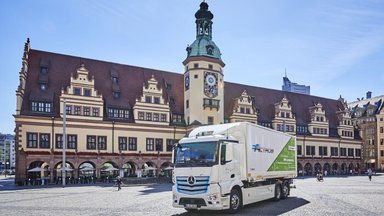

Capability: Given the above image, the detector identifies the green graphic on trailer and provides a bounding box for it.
[268,138,296,171]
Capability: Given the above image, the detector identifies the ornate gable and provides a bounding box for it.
[60,63,103,120]
[337,108,354,139]
[308,102,329,137]
[133,75,170,125]
[272,95,296,134]
[229,90,257,123]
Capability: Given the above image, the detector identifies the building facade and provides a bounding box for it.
[282,75,310,95]
[0,134,15,173]
[14,2,363,185]
[349,92,384,171]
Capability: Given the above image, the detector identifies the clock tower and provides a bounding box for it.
[183,2,225,125]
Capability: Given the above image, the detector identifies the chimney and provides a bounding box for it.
[366,91,372,99]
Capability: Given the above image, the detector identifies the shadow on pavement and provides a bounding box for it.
[171,196,310,216]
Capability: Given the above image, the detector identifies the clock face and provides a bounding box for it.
[185,74,190,91]
[204,72,218,98]
[205,74,216,86]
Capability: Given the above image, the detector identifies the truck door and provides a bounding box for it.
[219,142,236,195]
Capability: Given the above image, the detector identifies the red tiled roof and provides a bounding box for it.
[23,49,344,129]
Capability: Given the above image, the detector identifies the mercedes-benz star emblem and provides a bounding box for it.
[187,176,195,185]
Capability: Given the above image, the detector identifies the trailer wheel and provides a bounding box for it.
[228,188,241,213]
[274,182,282,201]
[281,181,290,199]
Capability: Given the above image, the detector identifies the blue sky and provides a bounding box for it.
[1,0,384,134]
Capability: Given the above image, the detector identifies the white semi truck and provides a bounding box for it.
[172,122,297,213]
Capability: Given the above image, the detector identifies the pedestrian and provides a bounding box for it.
[367,168,372,181]
[116,176,122,191]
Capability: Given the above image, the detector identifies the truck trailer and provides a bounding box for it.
[172,122,297,213]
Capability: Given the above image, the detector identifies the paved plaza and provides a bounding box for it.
[1,174,384,216]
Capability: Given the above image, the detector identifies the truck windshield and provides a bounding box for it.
[175,141,218,167]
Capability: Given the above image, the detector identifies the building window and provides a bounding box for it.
[166,139,174,152]
[108,108,130,119]
[39,133,50,149]
[98,136,107,150]
[194,74,198,79]
[112,77,118,84]
[74,106,81,115]
[83,107,90,116]
[146,112,152,121]
[160,114,167,122]
[67,135,77,149]
[74,88,81,95]
[331,147,338,156]
[355,149,361,157]
[66,105,72,115]
[348,148,354,157]
[146,138,154,151]
[306,146,315,156]
[119,137,127,151]
[92,108,100,117]
[340,148,347,156]
[128,137,137,151]
[31,101,52,113]
[138,112,144,120]
[40,84,47,91]
[208,64,213,70]
[203,98,220,109]
[381,127,384,133]
[297,145,302,155]
[87,136,96,150]
[56,134,63,149]
[40,67,48,74]
[246,108,250,114]
[319,146,327,156]
[155,139,163,152]
[208,116,214,125]
[194,63,198,68]
[240,107,245,113]
[145,96,152,103]
[84,89,91,97]
[153,113,159,122]
[113,91,120,99]
[154,97,160,104]
[27,133,38,148]
[186,100,189,109]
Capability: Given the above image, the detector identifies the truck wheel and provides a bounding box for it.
[274,182,282,201]
[281,181,290,199]
[228,188,241,213]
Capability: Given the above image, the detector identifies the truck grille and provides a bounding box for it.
[176,176,210,195]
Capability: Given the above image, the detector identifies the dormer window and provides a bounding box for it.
[112,77,118,84]
[113,91,120,99]
[40,67,48,74]
[40,84,47,91]
[154,97,160,104]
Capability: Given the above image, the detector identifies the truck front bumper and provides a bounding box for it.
[172,184,230,210]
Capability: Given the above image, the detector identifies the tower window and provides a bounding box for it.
[208,64,213,70]
[208,116,214,125]
[194,74,198,79]
[194,63,199,68]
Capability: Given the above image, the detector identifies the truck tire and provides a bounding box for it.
[228,188,241,213]
[281,181,290,199]
[274,182,282,201]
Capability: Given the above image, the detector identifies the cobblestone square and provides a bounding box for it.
[1,174,384,216]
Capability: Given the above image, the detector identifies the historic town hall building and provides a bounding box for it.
[14,2,362,185]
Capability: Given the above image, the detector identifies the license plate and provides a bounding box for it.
[185,204,197,209]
